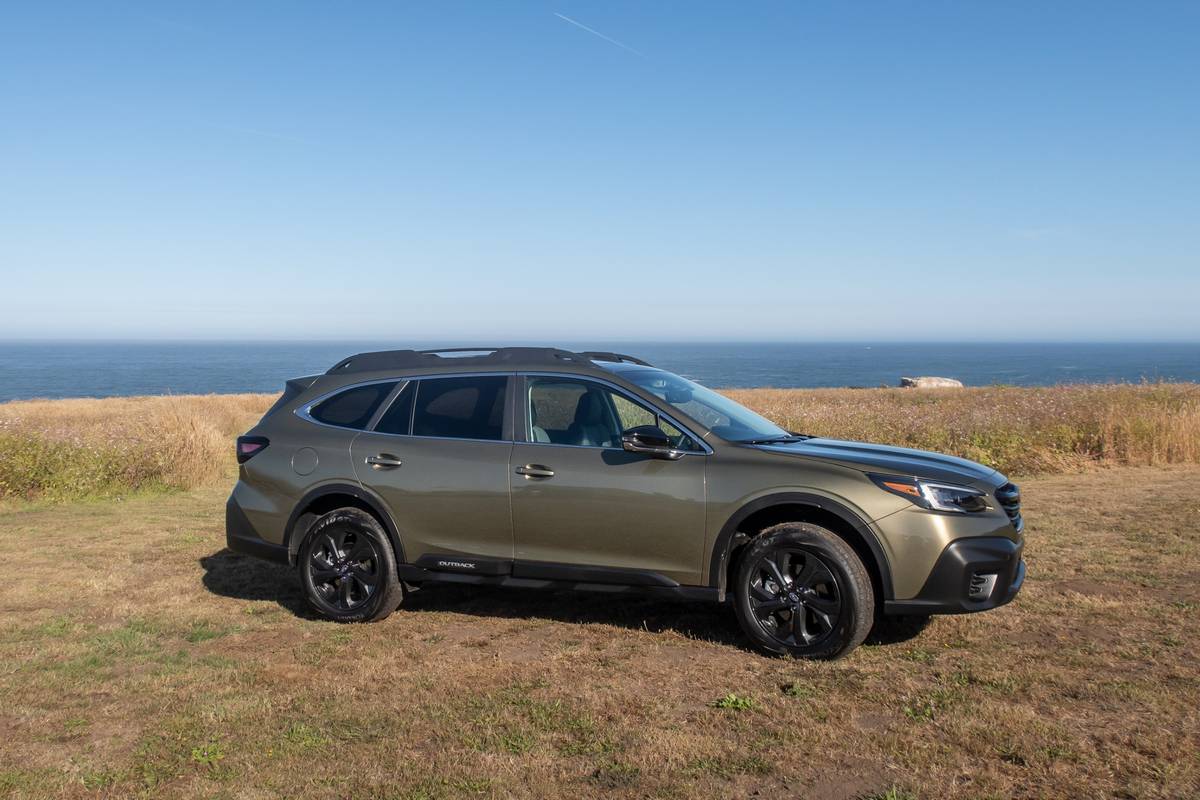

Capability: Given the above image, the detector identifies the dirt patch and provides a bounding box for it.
[1058,579,1125,598]
[802,757,893,800]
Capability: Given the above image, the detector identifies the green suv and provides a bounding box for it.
[227,348,1025,659]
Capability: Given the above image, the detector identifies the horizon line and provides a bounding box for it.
[2,337,1199,346]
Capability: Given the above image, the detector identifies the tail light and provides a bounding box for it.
[237,436,269,463]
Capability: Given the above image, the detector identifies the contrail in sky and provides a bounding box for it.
[553,12,646,57]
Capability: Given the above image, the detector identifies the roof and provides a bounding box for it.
[324,347,652,376]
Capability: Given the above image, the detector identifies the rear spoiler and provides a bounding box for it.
[259,375,321,421]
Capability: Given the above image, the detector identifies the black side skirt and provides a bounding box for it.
[399,558,720,602]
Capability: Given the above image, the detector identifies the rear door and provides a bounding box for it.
[351,374,515,572]
[509,374,708,586]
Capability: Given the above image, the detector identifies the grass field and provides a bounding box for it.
[3,383,1199,503]
[0,394,274,503]
[1,466,1197,798]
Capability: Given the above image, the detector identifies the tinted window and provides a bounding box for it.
[526,377,701,451]
[412,376,507,440]
[528,377,621,447]
[373,381,416,435]
[528,379,587,436]
[309,382,396,429]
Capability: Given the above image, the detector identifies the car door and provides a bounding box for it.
[509,374,708,586]
[351,374,515,573]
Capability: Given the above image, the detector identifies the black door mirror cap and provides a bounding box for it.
[621,426,683,460]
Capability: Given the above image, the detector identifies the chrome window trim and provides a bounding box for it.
[393,434,515,445]
[295,370,711,454]
[519,371,713,456]
[295,378,403,433]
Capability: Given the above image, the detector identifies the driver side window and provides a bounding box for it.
[526,376,701,451]
[527,377,622,448]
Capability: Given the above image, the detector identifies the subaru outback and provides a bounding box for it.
[226,348,1025,659]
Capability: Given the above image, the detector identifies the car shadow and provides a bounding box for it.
[398,585,931,650]
[403,583,751,648]
[198,548,315,618]
[865,613,934,646]
[198,548,748,645]
[198,549,931,651]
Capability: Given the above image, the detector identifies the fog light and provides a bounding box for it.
[969,572,998,600]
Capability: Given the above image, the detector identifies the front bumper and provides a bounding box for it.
[884,536,1025,615]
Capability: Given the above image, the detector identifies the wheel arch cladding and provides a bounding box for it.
[284,483,404,566]
[712,493,893,603]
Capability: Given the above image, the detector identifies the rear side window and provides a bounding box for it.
[373,381,416,435]
[308,382,397,429]
[412,376,507,441]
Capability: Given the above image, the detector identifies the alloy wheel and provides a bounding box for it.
[306,528,381,613]
[746,547,842,649]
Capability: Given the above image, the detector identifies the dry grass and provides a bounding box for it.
[0,395,272,502]
[3,384,1199,503]
[730,383,1200,474]
[0,466,1197,798]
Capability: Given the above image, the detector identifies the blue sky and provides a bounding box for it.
[2,1,1197,341]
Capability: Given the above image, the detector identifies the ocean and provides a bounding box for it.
[1,341,1197,401]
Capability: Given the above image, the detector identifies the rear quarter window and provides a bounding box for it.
[308,382,397,429]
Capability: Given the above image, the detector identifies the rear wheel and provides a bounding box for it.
[299,508,403,623]
[733,522,874,660]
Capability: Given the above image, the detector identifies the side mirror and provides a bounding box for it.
[621,425,683,460]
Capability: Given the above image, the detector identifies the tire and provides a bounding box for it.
[298,507,404,623]
[733,522,874,660]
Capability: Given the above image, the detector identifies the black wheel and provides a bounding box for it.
[299,508,403,623]
[733,522,874,660]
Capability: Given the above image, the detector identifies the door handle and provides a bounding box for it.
[515,464,554,479]
[365,454,403,469]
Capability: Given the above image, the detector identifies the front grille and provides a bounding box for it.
[995,482,1023,533]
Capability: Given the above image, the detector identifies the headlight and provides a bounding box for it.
[870,474,989,513]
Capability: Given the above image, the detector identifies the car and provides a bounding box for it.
[226,347,1025,659]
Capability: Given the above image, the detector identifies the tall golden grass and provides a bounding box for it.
[0,394,273,502]
[1,383,1197,502]
[725,383,1200,474]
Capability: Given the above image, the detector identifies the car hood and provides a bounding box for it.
[757,438,1002,487]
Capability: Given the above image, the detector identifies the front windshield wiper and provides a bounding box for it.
[737,434,813,444]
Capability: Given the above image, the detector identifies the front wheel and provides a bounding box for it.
[733,522,874,660]
[299,508,404,623]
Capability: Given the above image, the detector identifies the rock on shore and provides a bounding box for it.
[900,376,964,388]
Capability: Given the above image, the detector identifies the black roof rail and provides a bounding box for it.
[324,346,641,375]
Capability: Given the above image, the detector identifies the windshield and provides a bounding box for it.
[619,368,790,442]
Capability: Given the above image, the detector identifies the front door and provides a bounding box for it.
[509,375,707,586]
[352,375,514,570]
